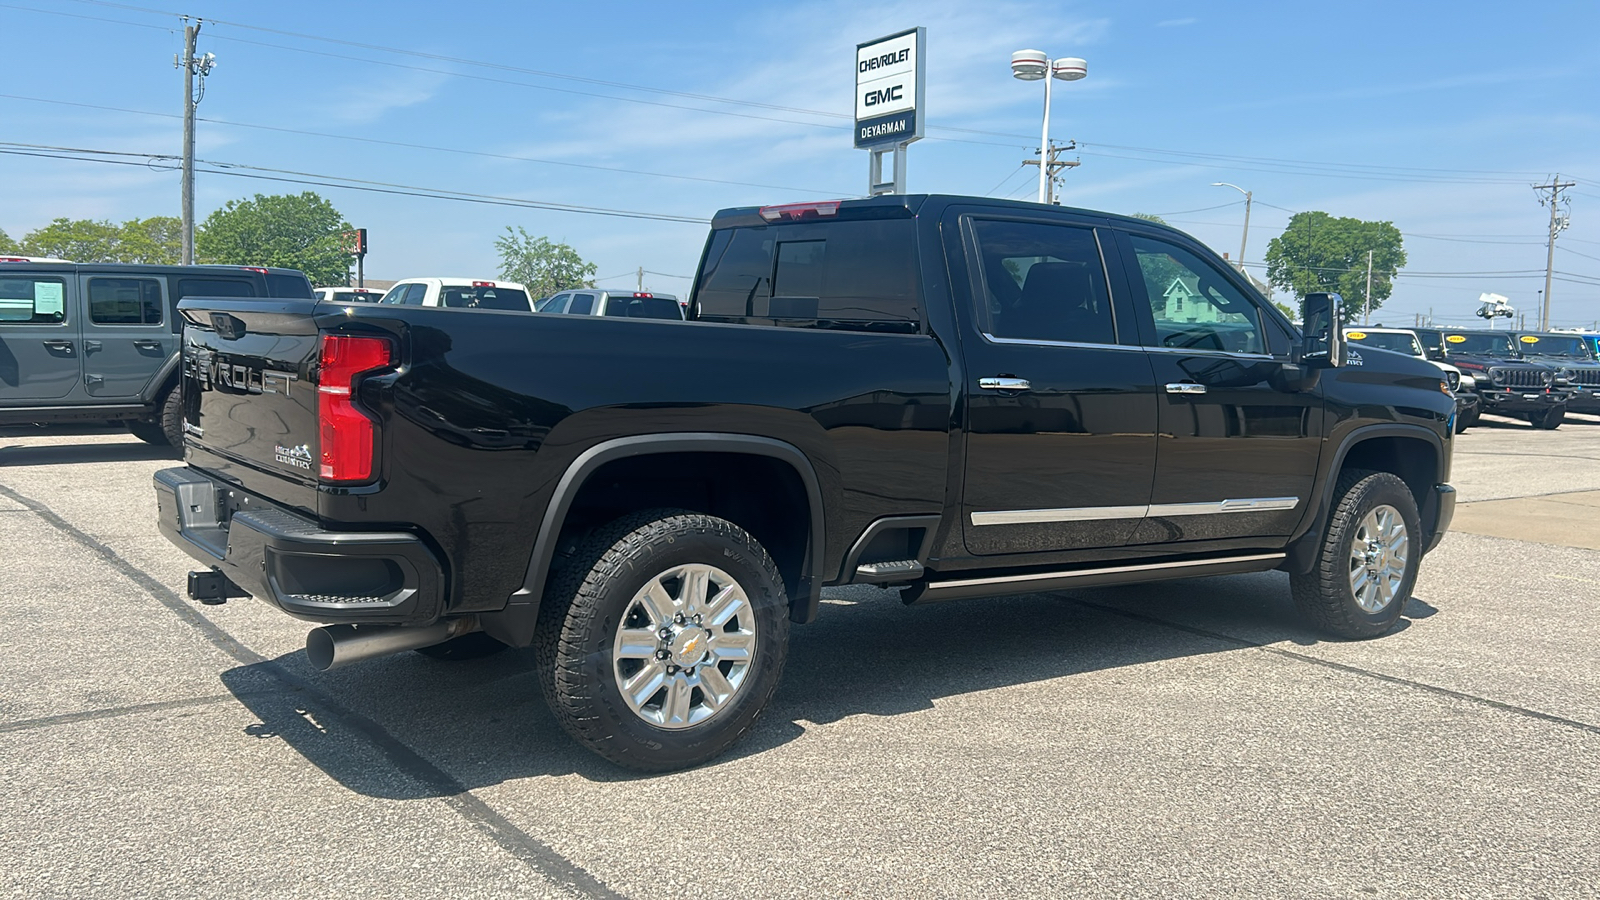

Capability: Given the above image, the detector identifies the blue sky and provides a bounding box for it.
[4,0,1600,328]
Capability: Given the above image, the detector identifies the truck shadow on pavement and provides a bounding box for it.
[0,441,180,466]
[219,571,1437,795]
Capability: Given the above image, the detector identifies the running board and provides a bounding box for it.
[900,552,1286,605]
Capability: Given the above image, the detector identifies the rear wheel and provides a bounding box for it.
[1290,470,1420,639]
[128,383,183,448]
[535,509,790,771]
[1529,406,1565,430]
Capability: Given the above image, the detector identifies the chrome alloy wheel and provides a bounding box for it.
[611,563,758,730]
[1347,504,1410,613]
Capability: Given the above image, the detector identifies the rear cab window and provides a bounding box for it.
[438,285,531,311]
[692,218,920,333]
[0,274,69,325]
[176,278,255,300]
[266,272,315,298]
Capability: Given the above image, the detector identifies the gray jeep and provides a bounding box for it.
[0,262,314,446]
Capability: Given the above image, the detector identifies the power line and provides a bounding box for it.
[0,93,850,196]
[0,142,710,224]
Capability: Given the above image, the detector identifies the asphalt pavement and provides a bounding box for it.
[1,413,1597,899]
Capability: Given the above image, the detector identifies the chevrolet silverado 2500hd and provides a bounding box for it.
[155,195,1456,771]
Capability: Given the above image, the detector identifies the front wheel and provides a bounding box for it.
[535,510,790,771]
[1528,406,1565,430]
[1290,470,1420,639]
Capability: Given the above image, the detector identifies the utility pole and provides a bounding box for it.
[637,266,644,292]
[1363,250,1374,325]
[1535,175,1575,330]
[176,21,215,265]
[1022,140,1079,205]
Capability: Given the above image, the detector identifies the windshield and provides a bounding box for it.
[1516,335,1594,358]
[1444,332,1513,355]
[439,285,530,311]
[1345,331,1421,356]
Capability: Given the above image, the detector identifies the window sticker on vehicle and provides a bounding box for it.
[34,282,64,315]
[1346,331,1367,340]
[1446,335,1467,343]
[1520,335,1540,343]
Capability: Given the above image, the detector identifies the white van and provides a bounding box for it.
[378,278,534,311]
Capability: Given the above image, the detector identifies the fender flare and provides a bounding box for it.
[484,433,828,648]
[1284,423,1445,573]
[144,351,183,405]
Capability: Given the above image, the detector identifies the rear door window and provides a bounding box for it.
[87,277,164,325]
[0,275,69,324]
[568,293,595,315]
[969,219,1117,345]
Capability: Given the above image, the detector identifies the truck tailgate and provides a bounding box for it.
[179,297,324,509]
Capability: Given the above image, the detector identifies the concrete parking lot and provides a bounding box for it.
[2,414,1598,899]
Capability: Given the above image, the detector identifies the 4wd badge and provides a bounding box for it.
[274,443,313,471]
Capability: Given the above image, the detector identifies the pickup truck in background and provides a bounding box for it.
[155,194,1456,771]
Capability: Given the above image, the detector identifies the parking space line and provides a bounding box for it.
[0,691,285,736]
[0,481,628,900]
[1068,598,1600,738]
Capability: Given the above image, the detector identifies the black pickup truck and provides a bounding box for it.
[155,195,1456,771]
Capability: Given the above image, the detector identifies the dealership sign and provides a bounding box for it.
[855,27,925,149]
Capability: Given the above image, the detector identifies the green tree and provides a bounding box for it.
[21,218,123,262]
[1265,211,1406,321]
[118,216,182,264]
[494,227,597,298]
[1130,212,1168,225]
[0,227,19,255]
[197,192,352,285]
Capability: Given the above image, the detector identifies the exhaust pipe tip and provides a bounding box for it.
[305,624,348,672]
[306,618,478,672]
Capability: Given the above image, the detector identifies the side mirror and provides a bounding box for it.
[1300,292,1345,369]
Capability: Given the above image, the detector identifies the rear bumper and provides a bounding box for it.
[153,467,444,625]
[1426,484,1456,554]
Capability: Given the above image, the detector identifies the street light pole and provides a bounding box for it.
[1012,51,1086,205]
[1037,73,1052,204]
[1211,182,1252,268]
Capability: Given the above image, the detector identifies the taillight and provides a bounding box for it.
[472,280,495,287]
[240,266,269,274]
[633,292,653,298]
[318,334,392,482]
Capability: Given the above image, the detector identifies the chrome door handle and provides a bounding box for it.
[1165,382,1207,395]
[979,377,1031,392]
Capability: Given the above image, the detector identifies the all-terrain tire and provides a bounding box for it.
[534,509,790,772]
[128,383,183,449]
[1290,469,1421,640]
[414,632,509,660]
[1529,407,1565,430]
